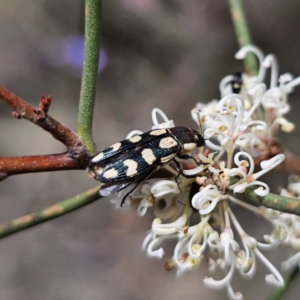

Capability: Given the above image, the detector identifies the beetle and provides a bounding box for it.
[231,71,243,94]
[88,127,205,205]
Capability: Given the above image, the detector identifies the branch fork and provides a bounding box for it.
[0,86,92,178]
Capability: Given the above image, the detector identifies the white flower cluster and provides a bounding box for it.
[111,46,300,299]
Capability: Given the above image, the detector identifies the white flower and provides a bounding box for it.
[106,45,300,299]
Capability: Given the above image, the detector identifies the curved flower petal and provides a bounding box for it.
[137,197,153,216]
[143,232,178,258]
[191,185,222,215]
[203,256,235,289]
[263,54,279,88]
[188,225,209,258]
[244,84,266,122]
[151,215,188,235]
[250,181,270,196]
[283,76,300,94]
[150,180,180,198]
[151,108,175,129]
[182,164,205,176]
[214,94,245,135]
[254,247,285,287]
[234,151,255,175]
[126,130,143,139]
[235,45,265,83]
[256,154,285,178]
[219,75,234,97]
[282,251,300,272]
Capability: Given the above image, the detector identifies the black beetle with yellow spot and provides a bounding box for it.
[88,127,205,205]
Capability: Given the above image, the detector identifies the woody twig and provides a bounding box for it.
[0,86,92,178]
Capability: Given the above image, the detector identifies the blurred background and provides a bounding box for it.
[0,0,300,299]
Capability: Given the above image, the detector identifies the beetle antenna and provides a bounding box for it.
[120,182,140,206]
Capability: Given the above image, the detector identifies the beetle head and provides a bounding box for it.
[191,129,205,148]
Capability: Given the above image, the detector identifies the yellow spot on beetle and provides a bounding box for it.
[141,148,156,165]
[91,152,104,162]
[159,137,177,149]
[183,143,196,152]
[160,153,176,163]
[103,168,118,179]
[129,135,142,143]
[123,159,138,177]
[150,129,167,136]
[111,142,121,151]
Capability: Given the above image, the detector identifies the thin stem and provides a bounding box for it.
[0,153,82,177]
[0,186,102,239]
[77,0,101,153]
[228,0,258,75]
[229,185,300,216]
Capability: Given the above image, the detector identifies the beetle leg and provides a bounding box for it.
[120,181,141,206]
[173,157,198,180]
[174,173,182,193]
[172,158,184,192]
[178,153,211,169]
[120,167,156,206]
[177,153,199,165]
[173,158,183,172]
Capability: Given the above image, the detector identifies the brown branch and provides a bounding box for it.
[0,85,93,172]
[38,95,52,114]
[0,86,86,154]
[0,153,84,176]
